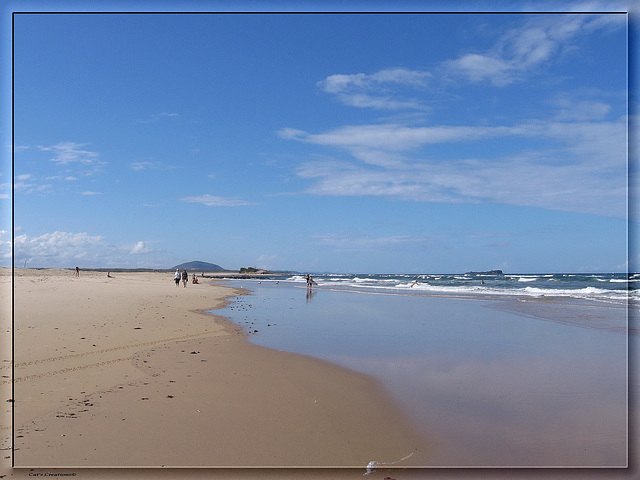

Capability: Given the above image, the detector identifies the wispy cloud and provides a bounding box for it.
[39,142,103,166]
[44,175,78,182]
[130,161,183,172]
[14,176,52,194]
[181,194,253,207]
[280,12,626,220]
[311,233,430,252]
[443,13,625,86]
[135,112,181,124]
[550,90,614,121]
[282,116,624,164]
[130,161,156,171]
[281,123,518,153]
[283,114,626,218]
[445,53,513,86]
[154,112,180,119]
[14,172,87,196]
[13,142,108,197]
[318,67,431,110]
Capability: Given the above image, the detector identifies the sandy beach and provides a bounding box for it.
[2,268,429,478]
[2,269,636,480]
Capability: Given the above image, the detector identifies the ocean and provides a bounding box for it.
[213,272,633,467]
[283,272,637,305]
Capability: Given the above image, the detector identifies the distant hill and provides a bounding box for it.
[172,261,225,271]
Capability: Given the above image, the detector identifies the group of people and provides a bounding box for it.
[306,274,315,289]
[174,269,199,287]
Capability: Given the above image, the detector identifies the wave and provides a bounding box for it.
[278,273,635,305]
[523,286,608,298]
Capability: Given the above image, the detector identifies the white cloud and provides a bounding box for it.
[14,180,52,194]
[311,233,430,252]
[12,231,166,268]
[445,53,513,86]
[318,67,431,110]
[282,117,625,166]
[13,231,106,266]
[281,124,517,153]
[181,194,252,207]
[39,142,102,166]
[0,230,11,261]
[297,153,625,218]
[15,172,85,196]
[278,128,307,140]
[287,12,627,219]
[14,143,109,196]
[130,241,154,255]
[44,175,77,181]
[136,112,181,124]
[320,68,430,93]
[284,115,627,218]
[130,161,155,171]
[555,100,611,121]
[444,13,625,86]
[550,91,614,121]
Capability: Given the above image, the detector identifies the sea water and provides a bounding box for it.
[213,273,632,467]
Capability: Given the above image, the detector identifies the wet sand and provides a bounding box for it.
[3,269,427,473]
[219,281,630,467]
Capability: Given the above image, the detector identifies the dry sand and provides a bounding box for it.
[2,268,431,478]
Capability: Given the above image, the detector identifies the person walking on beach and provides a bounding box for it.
[182,269,189,288]
[75,266,80,277]
[174,269,181,287]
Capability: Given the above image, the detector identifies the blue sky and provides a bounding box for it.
[2,1,635,273]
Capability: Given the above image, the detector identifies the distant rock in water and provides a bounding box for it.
[172,261,225,271]
[465,269,504,275]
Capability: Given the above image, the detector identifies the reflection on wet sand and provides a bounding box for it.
[221,282,629,467]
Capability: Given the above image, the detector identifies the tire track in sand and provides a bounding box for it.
[4,329,222,384]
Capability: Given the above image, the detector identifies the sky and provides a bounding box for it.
[2,1,635,273]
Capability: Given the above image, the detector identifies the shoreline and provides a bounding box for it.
[219,279,630,468]
[5,269,429,470]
